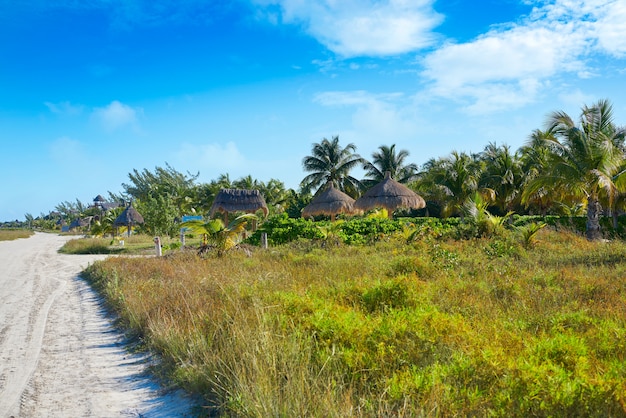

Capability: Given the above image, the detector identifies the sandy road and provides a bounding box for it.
[0,233,196,417]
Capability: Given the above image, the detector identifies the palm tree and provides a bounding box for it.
[233,175,260,190]
[301,136,365,198]
[519,130,555,215]
[181,213,255,256]
[418,151,483,218]
[362,144,418,188]
[479,142,524,215]
[522,99,626,240]
[258,179,290,214]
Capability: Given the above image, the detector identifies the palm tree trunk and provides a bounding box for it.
[586,195,602,240]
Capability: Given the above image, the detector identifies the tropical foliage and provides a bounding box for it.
[301,136,365,197]
[181,213,256,256]
[12,99,626,242]
[522,99,626,239]
[362,144,418,187]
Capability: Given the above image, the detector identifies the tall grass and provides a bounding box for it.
[83,229,626,416]
[0,229,33,241]
[59,235,189,255]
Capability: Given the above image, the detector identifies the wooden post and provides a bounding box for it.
[261,232,268,249]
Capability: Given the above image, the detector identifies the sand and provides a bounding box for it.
[0,232,197,417]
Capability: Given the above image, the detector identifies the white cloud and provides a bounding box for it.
[44,101,84,116]
[313,90,418,149]
[591,0,626,57]
[92,100,141,132]
[253,0,443,57]
[461,79,545,115]
[47,136,97,173]
[420,0,623,114]
[174,141,247,173]
[558,89,596,108]
[314,90,403,106]
[49,136,85,163]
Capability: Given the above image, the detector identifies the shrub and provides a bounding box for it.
[247,214,324,245]
[360,279,410,313]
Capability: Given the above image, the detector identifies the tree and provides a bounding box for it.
[362,144,418,188]
[522,99,626,240]
[24,213,34,229]
[258,179,290,214]
[233,174,260,190]
[479,142,524,215]
[90,207,123,237]
[301,136,365,198]
[518,130,556,215]
[55,199,87,219]
[417,151,483,218]
[123,163,199,216]
[136,192,178,237]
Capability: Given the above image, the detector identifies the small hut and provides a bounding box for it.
[209,189,268,222]
[113,202,144,237]
[302,182,356,221]
[354,172,425,218]
[93,195,106,205]
[69,216,92,231]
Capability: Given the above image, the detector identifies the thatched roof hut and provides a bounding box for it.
[69,217,92,230]
[302,183,356,221]
[354,172,425,218]
[114,203,144,236]
[209,189,268,218]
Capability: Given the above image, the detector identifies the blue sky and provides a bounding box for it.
[2,0,626,221]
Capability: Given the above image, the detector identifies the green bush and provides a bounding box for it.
[360,279,410,313]
[247,213,324,245]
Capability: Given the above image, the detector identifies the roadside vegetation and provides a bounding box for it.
[84,224,626,417]
[59,234,199,255]
[0,229,33,241]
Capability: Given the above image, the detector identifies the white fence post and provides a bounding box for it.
[154,236,162,257]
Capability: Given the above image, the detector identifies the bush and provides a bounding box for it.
[360,279,410,313]
[247,213,324,245]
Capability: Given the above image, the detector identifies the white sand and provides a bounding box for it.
[0,232,198,417]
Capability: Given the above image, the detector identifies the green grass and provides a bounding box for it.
[83,228,626,417]
[0,229,33,241]
[59,235,198,255]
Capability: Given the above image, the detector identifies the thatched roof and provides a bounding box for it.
[100,201,122,211]
[69,217,92,229]
[113,203,144,226]
[209,189,268,217]
[93,194,106,202]
[354,172,425,217]
[302,183,356,220]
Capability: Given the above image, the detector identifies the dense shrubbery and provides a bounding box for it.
[247,213,325,245]
[247,214,626,248]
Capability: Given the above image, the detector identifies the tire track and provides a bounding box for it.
[0,233,196,417]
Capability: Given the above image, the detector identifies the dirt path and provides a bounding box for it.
[0,233,196,417]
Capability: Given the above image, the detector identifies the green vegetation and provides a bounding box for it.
[59,235,192,255]
[180,214,256,257]
[83,227,626,416]
[301,135,365,197]
[0,229,33,241]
